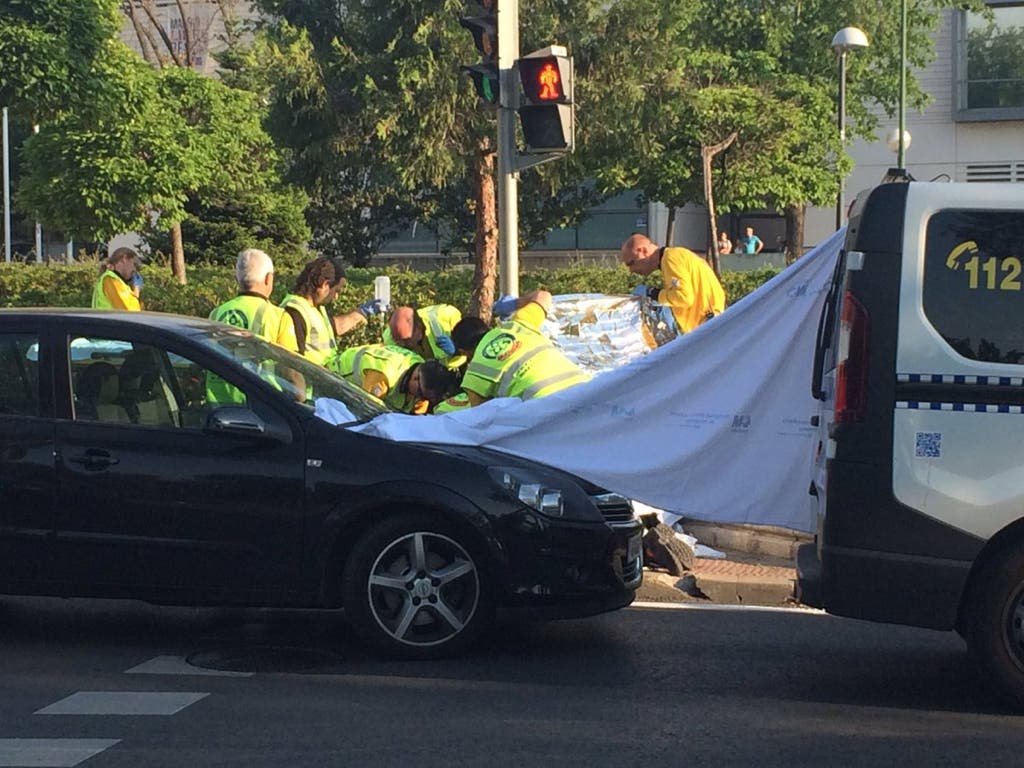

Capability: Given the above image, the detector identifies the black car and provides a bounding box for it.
[0,309,642,657]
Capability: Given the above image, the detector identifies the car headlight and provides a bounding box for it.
[487,466,600,521]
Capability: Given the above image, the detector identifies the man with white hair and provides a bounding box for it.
[209,248,298,352]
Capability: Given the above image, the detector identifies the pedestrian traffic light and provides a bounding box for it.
[517,47,573,152]
[459,1,499,106]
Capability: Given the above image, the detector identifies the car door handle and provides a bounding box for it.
[67,450,120,470]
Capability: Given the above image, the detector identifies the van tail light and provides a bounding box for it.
[835,290,870,424]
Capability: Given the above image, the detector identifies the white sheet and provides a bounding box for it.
[348,231,841,532]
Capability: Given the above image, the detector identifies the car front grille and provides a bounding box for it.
[591,492,635,527]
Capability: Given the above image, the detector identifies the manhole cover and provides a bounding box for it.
[186,646,346,674]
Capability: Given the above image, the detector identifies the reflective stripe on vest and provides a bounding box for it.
[467,323,589,401]
[337,345,421,391]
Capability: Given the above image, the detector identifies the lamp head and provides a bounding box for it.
[886,128,912,153]
[832,26,869,54]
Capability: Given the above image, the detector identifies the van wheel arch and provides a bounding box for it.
[959,527,1024,709]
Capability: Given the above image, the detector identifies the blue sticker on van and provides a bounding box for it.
[915,432,942,458]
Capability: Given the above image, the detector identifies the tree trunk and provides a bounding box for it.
[170,222,187,285]
[469,137,497,323]
[784,204,805,265]
[700,131,738,278]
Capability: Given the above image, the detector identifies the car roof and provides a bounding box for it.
[0,308,223,336]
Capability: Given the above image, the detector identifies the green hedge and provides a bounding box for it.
[0,261,780,348]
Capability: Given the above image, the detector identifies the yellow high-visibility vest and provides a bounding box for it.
[281,293,335,365]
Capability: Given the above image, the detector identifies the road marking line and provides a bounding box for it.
[0,739,120,767]
[35,692,209,716]
[630,600,825,615]
[125,655,252,677]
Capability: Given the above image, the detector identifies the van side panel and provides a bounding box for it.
[820,183,986,630]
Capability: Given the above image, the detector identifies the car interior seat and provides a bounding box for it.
[117,349,178,427]
[76,361,131,423]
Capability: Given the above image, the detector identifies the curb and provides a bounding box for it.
[687,559,796,606]
[680,520,811,561]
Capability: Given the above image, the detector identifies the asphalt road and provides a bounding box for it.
[1,595,1021,768]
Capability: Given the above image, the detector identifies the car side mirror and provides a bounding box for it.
[204,406,291,444]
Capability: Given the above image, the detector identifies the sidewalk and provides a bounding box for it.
[635,521,810,607]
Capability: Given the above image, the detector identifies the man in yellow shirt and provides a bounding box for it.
[620,233,726,333]
[91,247,142,311]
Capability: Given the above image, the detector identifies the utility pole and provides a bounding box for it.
[496,0,520,297]
[2,107,10,263]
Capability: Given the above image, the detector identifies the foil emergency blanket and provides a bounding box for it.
[539,294,678,374]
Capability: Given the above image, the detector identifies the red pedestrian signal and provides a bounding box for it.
[517,49,574,152]
[518,55,571,105]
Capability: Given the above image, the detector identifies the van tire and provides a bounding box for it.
[964,545,1024,710]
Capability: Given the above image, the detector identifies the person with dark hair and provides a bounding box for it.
[280,256,385,365]
[91,247,142,311]
[434,290,589,413]
[450,316,490,356]
[327,344,457,414]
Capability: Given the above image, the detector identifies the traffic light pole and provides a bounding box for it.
[496,0,520,297]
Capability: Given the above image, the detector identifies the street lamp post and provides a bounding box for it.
[832,27,869,230]
[898,0,908,169]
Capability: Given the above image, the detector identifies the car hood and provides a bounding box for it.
[406,441,611,496]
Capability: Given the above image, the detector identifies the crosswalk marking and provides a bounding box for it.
[125,655,252,677]
[0,739,120,767]
[35,691,209,716]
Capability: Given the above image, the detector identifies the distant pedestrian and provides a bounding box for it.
[92,247,142,311]
[716,231,732,255]
[620,234,725,334]
[739,226,764,254]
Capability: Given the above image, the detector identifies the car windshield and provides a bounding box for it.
[193,327,389,423]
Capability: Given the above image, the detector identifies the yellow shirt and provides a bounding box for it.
[657,247,726,333]
[92,271,141,311]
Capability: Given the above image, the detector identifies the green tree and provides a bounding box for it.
[0,0,122,120]
[17,55,309,280]
[16,45,196,248]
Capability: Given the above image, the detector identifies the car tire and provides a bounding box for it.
[342,512,493,659]
[964,543,1024,710]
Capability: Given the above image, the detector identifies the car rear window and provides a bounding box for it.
[922,209,1024,365]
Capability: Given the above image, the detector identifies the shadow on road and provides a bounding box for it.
[0,596,1011,715]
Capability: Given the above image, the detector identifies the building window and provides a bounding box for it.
[956,1,1024,120]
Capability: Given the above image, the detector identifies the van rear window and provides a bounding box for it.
[923,210,1024,365]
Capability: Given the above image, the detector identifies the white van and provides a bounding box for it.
[799,179,1024,706]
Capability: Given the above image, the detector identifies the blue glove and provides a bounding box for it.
[492,294,519,319]
[130,273,144,289]
[633,285,659,301]
[632,285,648,297]
[435,334,456,355]
[357,298,384,318]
